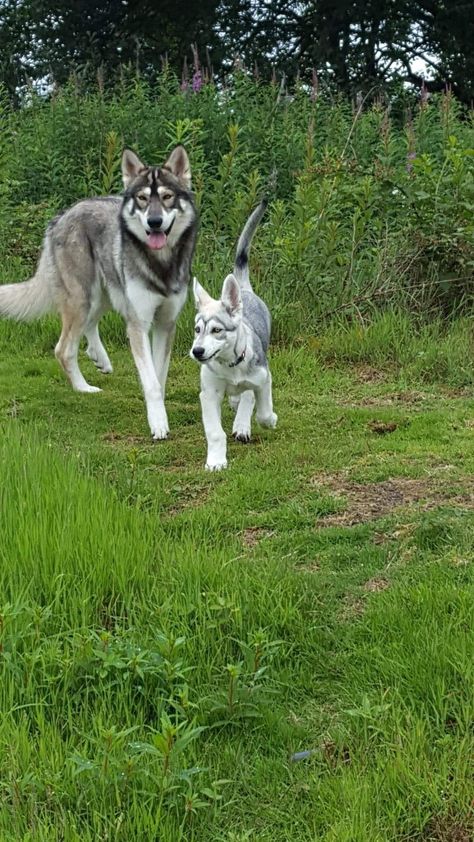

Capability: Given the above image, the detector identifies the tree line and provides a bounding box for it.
[1,0,473,103]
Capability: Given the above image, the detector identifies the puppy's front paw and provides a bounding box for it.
[205,460,227,472]
[77,384,102,394]
[233,430,251,443]
[257,412,278,429]
[151,420,170,440]
[152,428,169,441]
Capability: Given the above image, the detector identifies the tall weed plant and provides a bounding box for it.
[1,70,473,343]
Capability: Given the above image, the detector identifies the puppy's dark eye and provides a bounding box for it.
[212,327,222,335]
[195,325,201,334]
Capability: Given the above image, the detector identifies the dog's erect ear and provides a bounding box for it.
[193,277,213,310]
[221,274,242,316]
[163,145,191,188]
[122,149,146,189]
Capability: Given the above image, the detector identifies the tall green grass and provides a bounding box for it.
[0,73,473,344]
[1,373,473,839]
[1,71,473,840]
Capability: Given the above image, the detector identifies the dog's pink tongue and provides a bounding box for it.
[147,231,167,250]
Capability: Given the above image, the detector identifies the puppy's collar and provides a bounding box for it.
[229,347,246,367]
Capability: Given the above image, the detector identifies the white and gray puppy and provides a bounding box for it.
[190,199,277,471]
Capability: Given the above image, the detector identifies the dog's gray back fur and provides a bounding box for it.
[234,199,271,363]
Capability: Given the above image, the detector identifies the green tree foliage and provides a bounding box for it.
[0,0,473,102]
[217,1,474,102]
[0,0,221,99]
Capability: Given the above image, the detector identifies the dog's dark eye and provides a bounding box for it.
[195,325,201,334]
[137,193,149,203]
[161,192,173,202]
[212,327,222,335]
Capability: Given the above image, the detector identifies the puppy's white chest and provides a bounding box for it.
[211,364,267,394]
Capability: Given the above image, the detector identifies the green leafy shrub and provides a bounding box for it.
[0,73,473,344]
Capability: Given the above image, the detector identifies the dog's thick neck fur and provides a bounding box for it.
[119,211,196,296]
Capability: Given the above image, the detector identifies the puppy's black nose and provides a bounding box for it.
[147,215,163,230]
[193,346,205,359]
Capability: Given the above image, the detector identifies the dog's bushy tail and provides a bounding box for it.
[234,199,267,291]
[234,200,269,292]
[0,273,54,321]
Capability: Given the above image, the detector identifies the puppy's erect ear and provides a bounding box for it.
[221,273,242,316]
[163,145,192,189]
[193,277,213,310]
[122,148,146,189]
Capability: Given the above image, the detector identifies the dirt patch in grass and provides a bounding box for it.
[421,815,474,842]
[339,387,473,409]
[339,576,390,623]
[339,578,391,620]
[338,390,434,409]
[340,595,366,621]
[363,577,390,592]
[102,431,149,446]
[353,364,387,384]
[311,473,474,527]
[167,482,211,516]
[367,420,399,434]
[241,527,275,548]
[440,386,473,399]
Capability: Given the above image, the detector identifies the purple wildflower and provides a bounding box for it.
[190,43,203,93]
[192,70,202,93]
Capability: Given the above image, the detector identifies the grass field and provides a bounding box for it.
[0,312,473,841]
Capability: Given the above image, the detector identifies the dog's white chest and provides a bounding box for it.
[209,363,267,394]
[226,377,254,394]
[125,278,165,322]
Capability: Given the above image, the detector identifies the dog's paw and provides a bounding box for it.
[205,460,227,472]
[257,412,278,429]
[86,348,113,374]
[149,410,170,440]
[76,383,102,394]
[152,426,169,441]
[233,430,251,443]
[97,362,113,375]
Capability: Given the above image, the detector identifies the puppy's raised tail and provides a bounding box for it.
[0,270,54,322]
[234,198,268,292]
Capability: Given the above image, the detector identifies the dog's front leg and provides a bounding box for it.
[152,288,187,398]
[232,390,255,442]
[255,371,278,429]
[127,321,169,440]
[152,320,176,399]
[200,370,227,471]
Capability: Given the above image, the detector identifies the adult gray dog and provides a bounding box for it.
[0,146,198,440]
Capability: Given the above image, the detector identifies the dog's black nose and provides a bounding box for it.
[193,346,205,359]
[147,215,163,230]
